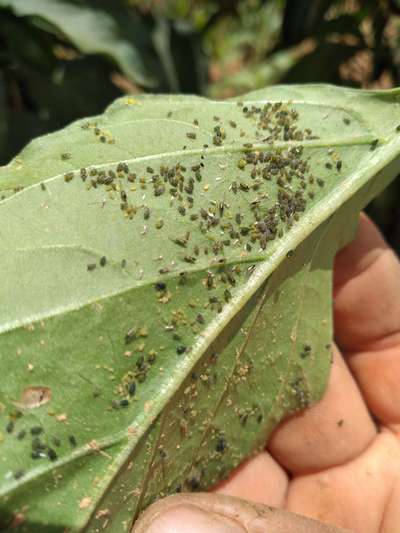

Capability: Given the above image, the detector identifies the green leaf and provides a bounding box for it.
[0,85,400,532]
[0,0,155,87]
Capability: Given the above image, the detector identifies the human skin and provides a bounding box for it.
[132,213,400,533]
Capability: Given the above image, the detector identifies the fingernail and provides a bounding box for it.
[144,504,246,533]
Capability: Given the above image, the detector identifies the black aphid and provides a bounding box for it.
[14,470,25,480]
[17,430,26,440]
[125,328,136,344]
[370,138,379,150]
[47,448,58,461]
[216,436,227,453]
[100,256,107,267]
[176,345,187,355]
[30,426,43,436]
[68,435,77,447]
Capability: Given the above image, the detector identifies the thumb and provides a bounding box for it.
[131,493,351,533]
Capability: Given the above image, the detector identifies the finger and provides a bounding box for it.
[215,451,289,507]
[334,213,400,426]
[132,493,350,533]
[380,477,400,532]
[267,347,376,475]
[286,431,400,533]
[334,213,400,353]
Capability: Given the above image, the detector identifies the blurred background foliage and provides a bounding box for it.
[0,0,399,251]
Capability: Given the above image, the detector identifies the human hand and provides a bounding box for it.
[132,214,400,533]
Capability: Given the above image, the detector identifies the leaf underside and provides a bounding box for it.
[0,85,399,532]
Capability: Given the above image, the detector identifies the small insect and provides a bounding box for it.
[176,345,187,355]
[178,271,187,284]
[100,256,107,267]
[155,219,164,229]
[317,178,325,187]
[206,271,214,289]
[155,281,167,291]
[148,351,157,364]
[237,159,246,170]
[47,448,58,461]
[121,259,127,268]
[183,255,196,264]
[40,183,46,191]
[154,185,165,197]
[30,426,43,436]
[6,421,14,434]
[343,117,351,125]
[120,190,127,202]
[64,172,74,183]
[215,436,227,453]
[87,263,96,271]
[68,435,77,448]
[171,236,188,248]
[146,167,154,174]
[128,382,136,396]
[143,207,151,220]
[336,160,342,171]
[370,138,379,150]
[186,132,196,140]
[229,120,237,128]
[119,399,129,408]
[325,162,332,170]
[14,470,25,480]
[61,153,71,161]
[125,328,136,344]
[17,430,26,440]
[396,125,400,132]
[178,205,186,216]
[51,436,61,447]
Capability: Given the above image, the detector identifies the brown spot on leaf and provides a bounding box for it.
[79,497,92,510]
[20,386,51,409]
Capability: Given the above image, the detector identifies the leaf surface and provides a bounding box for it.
[0,85,400,532]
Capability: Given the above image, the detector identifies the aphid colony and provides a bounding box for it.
[66,102,344,271]
[5,100,344,477]
[5,417,77,479]
[114,260,248,409]
[61,101,341,412]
